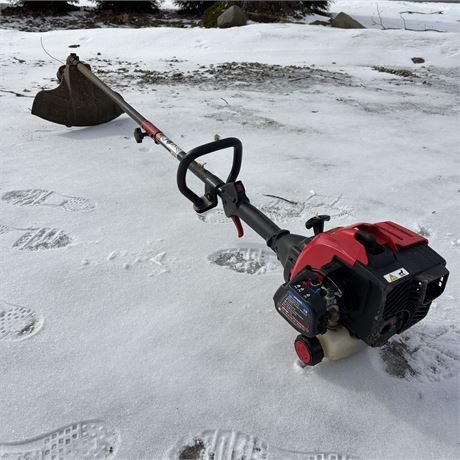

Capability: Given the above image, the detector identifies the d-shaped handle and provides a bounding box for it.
[177,137,243,213]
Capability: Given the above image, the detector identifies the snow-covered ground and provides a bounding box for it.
[0,2,459,460]
[329,0,460,32]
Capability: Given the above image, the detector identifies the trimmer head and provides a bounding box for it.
[31,55,123,127]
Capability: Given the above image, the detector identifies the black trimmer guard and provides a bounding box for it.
[31,56,123,127]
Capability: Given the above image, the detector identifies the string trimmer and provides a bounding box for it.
[32,54,449,366]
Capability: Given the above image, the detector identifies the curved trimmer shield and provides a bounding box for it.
[31,59,123,127]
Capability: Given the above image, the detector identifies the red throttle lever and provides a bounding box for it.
[219,181,248,238]
[231,215,244,238]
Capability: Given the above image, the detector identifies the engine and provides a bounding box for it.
[274,221,449,351]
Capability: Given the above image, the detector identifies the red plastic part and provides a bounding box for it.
[141,120,162,142]
[359,221,427,252]
[291,225,368,278]
[294,339,311,365]
[231,216,244,238]
[290,221,427,279]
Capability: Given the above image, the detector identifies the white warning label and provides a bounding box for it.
[384,268,409,283]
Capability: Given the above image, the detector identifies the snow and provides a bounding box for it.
[330,0,460,33]
[0,2,459,460]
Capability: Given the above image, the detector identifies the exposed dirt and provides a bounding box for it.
[178,438,207,460]
[4,50,458,120]
[82,58,355,94]
[380,340,418,379]
[372,65,417,78]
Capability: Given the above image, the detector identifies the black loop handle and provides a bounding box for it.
[177,137,243,211]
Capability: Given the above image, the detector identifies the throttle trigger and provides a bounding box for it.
[231,216,244,238]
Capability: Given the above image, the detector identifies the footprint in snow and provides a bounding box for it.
[0,299,43,342]
[164,429,355,460]
[1,189,95,212]
[379,322,460,383]
[0,420,120,460]
[0,224,71,251]
[208,246,280,275]
[198,193,352,225]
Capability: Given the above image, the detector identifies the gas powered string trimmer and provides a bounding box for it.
[32,54,449,366]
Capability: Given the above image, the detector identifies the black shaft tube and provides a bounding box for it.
[234,202,283,242]
[235,201,306,278]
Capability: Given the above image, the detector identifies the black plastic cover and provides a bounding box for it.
[334,241,449,346]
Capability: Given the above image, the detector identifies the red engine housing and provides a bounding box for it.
[290,221,427,279]
[283,221,446,346]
